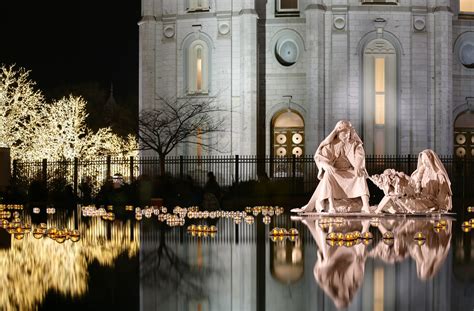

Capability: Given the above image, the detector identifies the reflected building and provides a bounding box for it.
[140,219,258,311]
[139,0,474,158]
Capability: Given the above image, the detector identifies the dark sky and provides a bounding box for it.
[0,0,140,102]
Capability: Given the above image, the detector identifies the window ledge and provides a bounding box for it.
[361,1,398,5]
[459,13,474,20]
[275,11,300,17]
[186,92,210,96]
[186,7,210,13]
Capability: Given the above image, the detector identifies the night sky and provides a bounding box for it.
[0,0,140,124]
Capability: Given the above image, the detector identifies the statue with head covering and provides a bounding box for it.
[371,149,452,213]
[292,120,371,213]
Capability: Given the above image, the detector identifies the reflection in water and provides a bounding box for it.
[270,237,304,284]
[0,210,139,310]
[0,205,472,310]
[300,217,452,309]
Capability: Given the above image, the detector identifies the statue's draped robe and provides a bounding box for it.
[314,140,369,202]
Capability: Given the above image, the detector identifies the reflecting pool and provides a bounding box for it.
[0,204,473,311]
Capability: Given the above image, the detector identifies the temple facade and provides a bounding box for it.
[139,0,474,157]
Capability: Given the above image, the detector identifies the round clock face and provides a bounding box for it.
[292,133,303,144]
[460,42,474,68]
[276,147,287,156]
[456,147,466,158]
[456,134,466,145]
[275,39,299,66]
[276,134,287,144]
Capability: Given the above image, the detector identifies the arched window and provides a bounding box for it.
[454,111,474,158]
[271,109,304,177]
[363,39,397,155]
[187,40,209,95]
[272,109,304,157]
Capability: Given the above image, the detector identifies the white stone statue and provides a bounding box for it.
[292,120,370,213]
[372,149,452,214]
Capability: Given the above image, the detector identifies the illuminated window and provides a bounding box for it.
[375,58,385,125]
[276,0,299,16]
[187,0,210,12]
[363,38,397,155]
[196,48,202,91]
[187,40,209,94]
[460,0,474,12]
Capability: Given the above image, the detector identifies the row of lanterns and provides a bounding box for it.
[132,205,284,227]
[32,224,81,243]
[187,224,218,238]
[269,227,299,242]
[0,210,81,243]
[461,219,474,232]
[0,204,23,210]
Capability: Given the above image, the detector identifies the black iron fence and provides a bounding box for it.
[11,155,474,198]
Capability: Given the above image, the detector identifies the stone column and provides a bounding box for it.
[432,3,453,155]
[138,0,157,112]
[239,1,258,155]
[305,1,326,154]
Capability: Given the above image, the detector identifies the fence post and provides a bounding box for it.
[407,154,411,173]
[106,155,111,178]
[42,159,47,187]
[130,156,134,183]
[12,159,17,184]
[292,155,296,193]
[73,157,78,197]
[292,155,296,178]
[235,155,239,184]
[179,156,183,179]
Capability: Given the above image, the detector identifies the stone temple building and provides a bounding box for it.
[139,0,474,158]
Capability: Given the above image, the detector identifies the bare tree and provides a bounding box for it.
[138,96,226,175]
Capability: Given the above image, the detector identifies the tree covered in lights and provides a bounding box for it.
[0,65,137,161]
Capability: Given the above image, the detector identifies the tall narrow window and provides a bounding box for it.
[375,58,385,125]
[196,47,202,92]
[187,40,209,94]
[460,0,474,12]
[363,39,397,155]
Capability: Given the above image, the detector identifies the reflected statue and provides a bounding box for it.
[300,216,452,309]
[369,218,452,280]
[302,218,370,309]
[372,149,452,214]
[292,120,370,214]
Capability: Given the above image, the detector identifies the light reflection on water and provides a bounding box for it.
[0,209,139,310]
[0,206,473,311]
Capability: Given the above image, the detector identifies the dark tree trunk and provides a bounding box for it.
[159,154,166,176]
